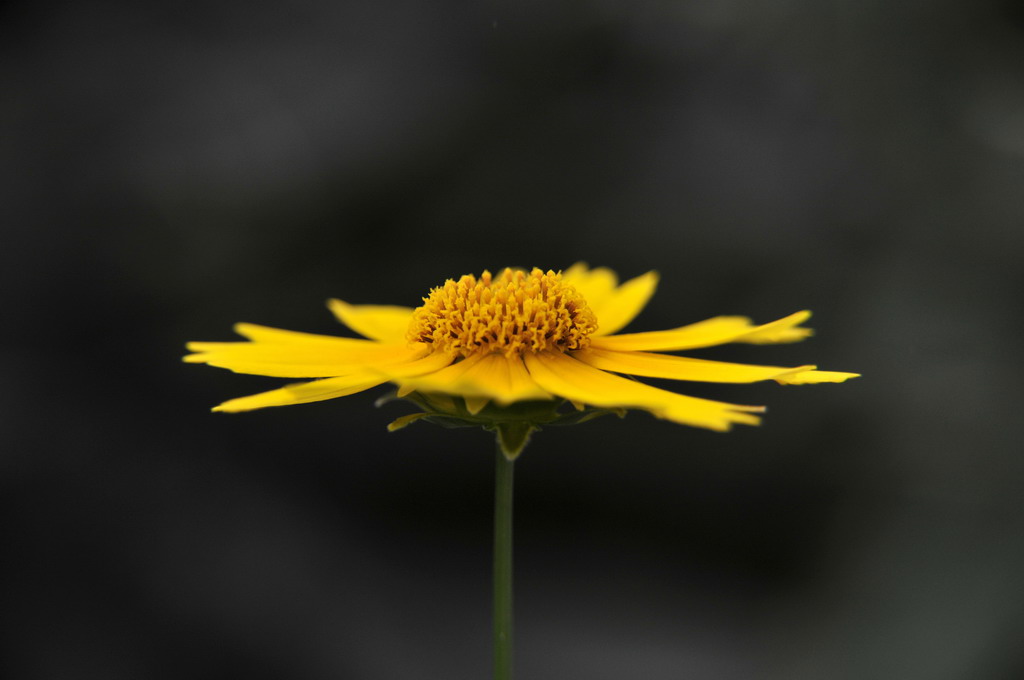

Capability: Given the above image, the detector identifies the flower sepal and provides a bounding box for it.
[377,390,625,459]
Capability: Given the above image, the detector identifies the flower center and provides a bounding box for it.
[408,268,598,358]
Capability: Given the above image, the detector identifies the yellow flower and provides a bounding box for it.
[185,264,858,434]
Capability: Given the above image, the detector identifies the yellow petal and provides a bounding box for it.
[327,299,415,343]
[207,350,452,412]
[184,343,428,378]
[211,373,389,412]
[380,353,486,393]
[185,334,372,353]
[590,270,659,336]
[369,350,456,378]
[523,351,763,431]
[774,369,861,385]
[459,354,554,404]
[562,264,659,336]
[388,353,553,404]
[561,263,619,311]
[573,347,817,383]
[232,323,371,345]
[590,311,813,352]
[734,310,814,344]
[382,354,552,404]
[464,396,490,415]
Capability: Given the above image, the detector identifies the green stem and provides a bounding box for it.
[493,447,515,680]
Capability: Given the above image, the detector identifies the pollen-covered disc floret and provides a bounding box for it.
[408,268,598,358]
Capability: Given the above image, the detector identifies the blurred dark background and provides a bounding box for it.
[3,1,1023,678]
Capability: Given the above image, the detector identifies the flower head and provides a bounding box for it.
[408,268,598,358]
[186,264,858,454]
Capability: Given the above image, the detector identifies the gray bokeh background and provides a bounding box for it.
[3,1,1023,678]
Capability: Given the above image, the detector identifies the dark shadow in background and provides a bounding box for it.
[3,1,1023,678]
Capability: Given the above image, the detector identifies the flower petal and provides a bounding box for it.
[327,299,415,343]
[589,270,659,336]
[187,322,373,357]
[734,311,815,344]
[774,369,861,384]
[379,352,483,390]
[233,323,370,345]
[184,342,428,378]
[458,354,554,404]
[211,373,390,412]
[369,350,456,378]
[464,396,490,414]
[562,264,660,336]
[561,263,619,310]
[386,353,553,404]
[573,347,817,383]
[207,351,453,412]
[590,311,814,352]
[523,351,763,431]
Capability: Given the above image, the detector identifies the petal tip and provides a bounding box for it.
[775,369,861,385]
[232,323,264,340]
